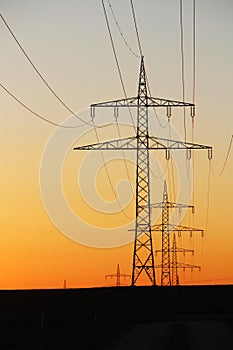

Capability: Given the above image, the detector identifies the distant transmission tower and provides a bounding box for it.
[153,182,202,286]
[170,233,200,286]
[74,57,212,286]
[105,264,130,286]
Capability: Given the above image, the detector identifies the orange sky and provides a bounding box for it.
[1,0,233,289]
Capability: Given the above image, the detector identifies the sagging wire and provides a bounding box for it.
[0,82,82,128]
[102,0,136,201]
[91,116,134,221]
[102,1,136,133]
[205,160,212,233]
[179,0,187,143]
[130,0,143,57]
[210,135,233,178]
[191,0,196,227]
[0,12,117,129]
[107,0,140,58]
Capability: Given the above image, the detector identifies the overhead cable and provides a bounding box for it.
[192,0,196,106]
[107,0,140,58]
[130,0,143,57]
[210,135,233,177]
[102,0,136,202]
[0,13,107,129]
[179,0,187,142]
[0,82,81,128]
[91,118,134,221]
[102,1,136,132]
[191,0,196,213]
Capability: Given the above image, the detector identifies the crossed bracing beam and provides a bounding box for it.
[74,135,212,160]
[90,96,195,108]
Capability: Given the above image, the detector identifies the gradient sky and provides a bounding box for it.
[1,0,233,289]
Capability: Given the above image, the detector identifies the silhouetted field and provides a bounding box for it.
[0,285,232,349]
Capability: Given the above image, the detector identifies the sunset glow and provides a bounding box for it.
[1,0,232,289]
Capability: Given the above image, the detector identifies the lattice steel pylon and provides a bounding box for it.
[105,264,130,287]
[73,57,212,286]
[153,181,202,286]
[170,233,200,286]
[171,233,180,286]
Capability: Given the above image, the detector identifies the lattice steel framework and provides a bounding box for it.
[105,264,130,287]
[133,57,154,285]
[161,182,170,285]
[171,233,180,286]
[153,182,202,286]
[74,57,212,286]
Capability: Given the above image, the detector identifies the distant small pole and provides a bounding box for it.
[63,279,67,289]
[105,264,130,286]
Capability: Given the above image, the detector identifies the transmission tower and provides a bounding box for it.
[73,57,212,286]
[170,233,201,286]
[171,233,180,286]
[153,182,202,286]
[105,264,130,286]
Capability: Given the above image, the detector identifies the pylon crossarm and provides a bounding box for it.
[149,136,212,153]
[150,202,194,211]
[106,273,130,278]
[151,223,203,234]
[91,97,138,108]
[73,136,137,150]
[105,274,117,278]
[176,262,201,270]
[155,247,194,254]
[172,247,194,253]
[147,96,194,108]
[91,96,194,108]
[166,203,194,211]
[171,224,204,233]
[73,135,212,155]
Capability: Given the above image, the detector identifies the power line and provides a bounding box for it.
[106,0,165,139]
[179,0,192,186]
[210,135,233,177]
[91,119,133,221]
[108,0,161,169]
[130,0,143,57]
[168,123,177,203]
[179,0,187,143]
[0,12,108,129]
[205,160,211,232]
[2,8,134,214]
[1,81,116,129]
[129,0,175,199]
[107,0,140,58]
[102,1,136,132]
[147,79,169,129]
[192,0,196,106]
[74,0,137,219]
[0,82,81,128]
[191,0,196,220]
[129,1,169,130]
[102,0,136,202]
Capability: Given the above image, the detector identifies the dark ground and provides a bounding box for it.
[0,285,232,349]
